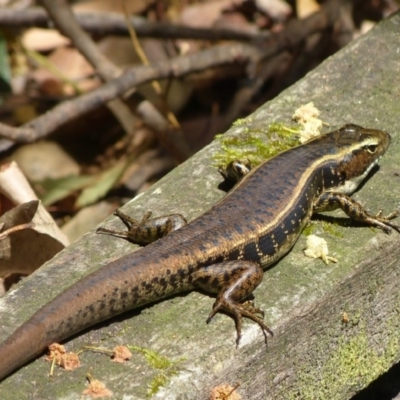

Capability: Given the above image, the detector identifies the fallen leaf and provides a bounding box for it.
[12,141,80,182]
[22,28,70,52]
[0,201,65,277]
[76,158,128,208]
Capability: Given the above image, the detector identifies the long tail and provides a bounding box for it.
[0,270,125,380]
[0,315,50,380]
[0,247,191,381]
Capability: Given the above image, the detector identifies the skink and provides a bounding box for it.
[0,123,398,382]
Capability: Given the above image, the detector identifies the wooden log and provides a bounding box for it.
[0,12,400,400]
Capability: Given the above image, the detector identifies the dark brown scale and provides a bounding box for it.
[0,124,399,382]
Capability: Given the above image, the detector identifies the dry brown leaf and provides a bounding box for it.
[61,201,117,243]
[214,11,258,34]
[179,0,233,28]
[74,0,154,14]
[0,161,39,204]
[12,141,80,182]
[0,200,65,277]
[28,47,97,96]
[0,161,68,244]
[296,0,320,18]
[256,0,292,20]
[0,162,68,280]
[22,28,70,52]
[48,47,94,80]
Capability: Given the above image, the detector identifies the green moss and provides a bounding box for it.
[148,374,169,395]
[129,345,184,397]
[302,222,316,236]
[214,122,300,168]
[302,219,345,238]
[326,331,396,394]
[321,220,345,238]
[129,346,172,369]
[232,117,250,126]
[284,319,399,400]
[324,332,387,388]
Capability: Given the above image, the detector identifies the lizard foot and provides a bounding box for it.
[193,260,271,346]
[371,209,400,234]
[97,209,187,244]
[207,297,274,346]
[314,192,400,234]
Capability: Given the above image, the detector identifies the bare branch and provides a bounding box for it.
[0,1,342,143]
[37,0,138,141]
[38,0,193,162]
[0,7,267,41]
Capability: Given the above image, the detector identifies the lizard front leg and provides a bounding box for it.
[192,260,273,345]
[314,192,400,234]
[219,160,252,183]
[97,209,187,244]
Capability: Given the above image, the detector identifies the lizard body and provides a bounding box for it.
[0,124,398,381]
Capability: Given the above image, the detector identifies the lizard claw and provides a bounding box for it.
[207,297,274,347]
[372,209,400,234]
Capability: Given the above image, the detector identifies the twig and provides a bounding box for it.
[0,222,34,241]
[0,7,267,41]
[0,1,343,144]
[123,6,180,129]
[136,101,191,159]
[0,43,260,142]
[38,0,190,162]
[38,0,137,137]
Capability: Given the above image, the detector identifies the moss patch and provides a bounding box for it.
[129,345,184,397]
[320,220,345,238]
[214,122,300,168]
[283,320,400,400]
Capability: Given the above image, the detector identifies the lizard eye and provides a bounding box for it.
[365,144,378,154]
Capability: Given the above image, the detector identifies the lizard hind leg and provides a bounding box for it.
[192,260,273,346]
